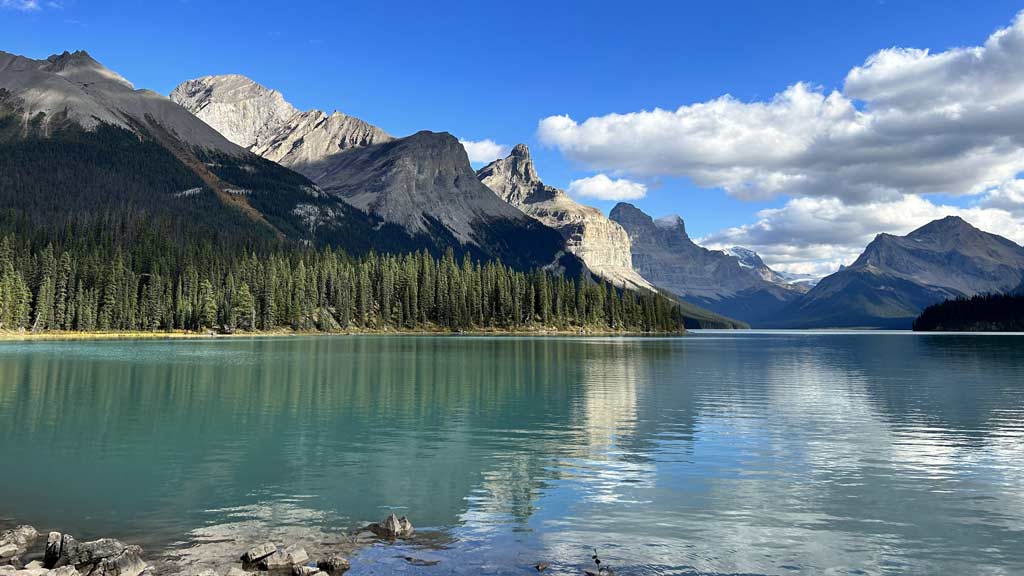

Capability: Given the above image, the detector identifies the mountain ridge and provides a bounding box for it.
[172,74,583,272]
[773,216,1024,328]
[477,144,653,289]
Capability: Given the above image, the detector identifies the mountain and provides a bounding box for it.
[609,203,804,325]
[777,270,821,289]
[722,246,803,287]
[477,144,653,289]
[777,216,1024,328]
[170,74,392,171]
[302,130,580,271]
[172,75,576,271]
[0,50,426,253]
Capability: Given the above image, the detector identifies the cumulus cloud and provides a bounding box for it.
[980,179,1024,215]
[567,174,647,201]
[538,11,1024,203]
[1,0,40,10]
[701,194,1024,277]
[459,139,510,164]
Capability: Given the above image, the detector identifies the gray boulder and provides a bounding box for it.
[239,543,276,564]
[45,534,145,576]
[367,513,413,539]
[44,533,63,568]
[0,526,38,563]
[290,566,320,576]
[257,546,308,571]
[315,556,350,573]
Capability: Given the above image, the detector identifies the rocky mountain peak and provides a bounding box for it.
[476,143,552,206]
[609,202,653,227]
[906,215,977,242]
[478,153,653,290]
[41,49,134,89]
[171,74,299,149]
[172,74,391,171]
[511,143,531,157]
[655,214,688,238]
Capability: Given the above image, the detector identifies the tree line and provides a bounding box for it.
[0,226,684,334]
[913,292,1024,332]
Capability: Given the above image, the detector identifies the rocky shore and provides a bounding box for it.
[0,515,416,576]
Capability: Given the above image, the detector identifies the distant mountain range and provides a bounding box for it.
[609,203,807,325]
[774,216,1024,328]
[5,49,1021,331]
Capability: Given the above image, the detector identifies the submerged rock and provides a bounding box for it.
[367,514,414,539]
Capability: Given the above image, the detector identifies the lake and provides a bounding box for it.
[1,333,1023,575]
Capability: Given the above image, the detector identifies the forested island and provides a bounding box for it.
[0,218,686,337]
[912,293,1024,332]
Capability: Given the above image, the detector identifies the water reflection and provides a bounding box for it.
[0,334,1022,575]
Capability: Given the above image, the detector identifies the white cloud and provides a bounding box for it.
[980,179,1024,215]
[701,194,1024,277]
[1,0,40,10]
[459,139,510,164]
[538,11,1024,203]
[567,174,647,201]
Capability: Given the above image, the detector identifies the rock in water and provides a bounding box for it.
[45,534,146,576]
[290,566,321,576]
[257,545,308,570]
[316,556,350,573]
[240,543,277,564]
[368,513,414,539]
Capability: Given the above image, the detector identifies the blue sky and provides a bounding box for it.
[3,0,1024,275]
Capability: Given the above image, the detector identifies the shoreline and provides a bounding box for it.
[0,327,686,342]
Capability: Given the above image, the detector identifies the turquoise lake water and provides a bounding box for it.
[0,333,1022,575]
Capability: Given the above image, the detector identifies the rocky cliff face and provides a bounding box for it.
[778,216,1024,328]
[478,145,653,290]
[170,74,392,173]
[610,203,804,324]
